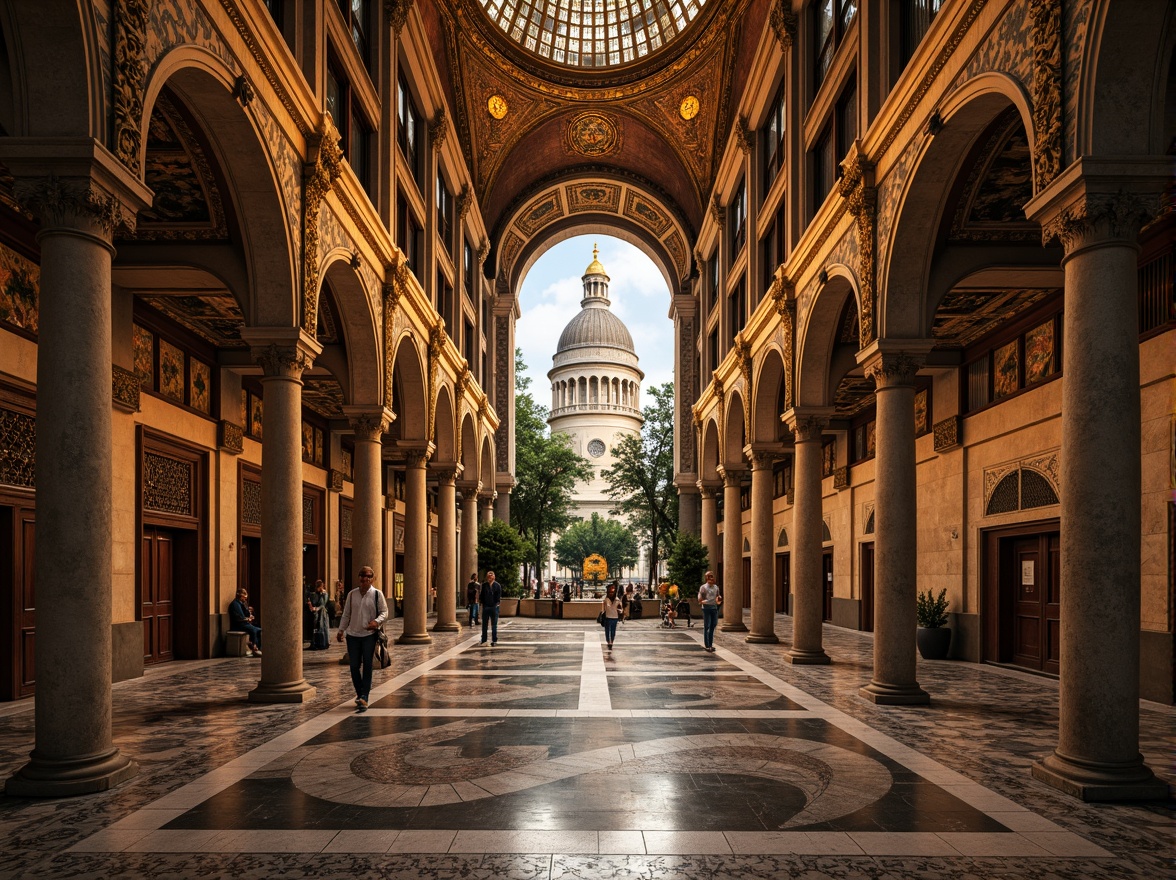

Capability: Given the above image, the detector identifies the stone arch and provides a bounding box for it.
[391,334,427,441]
[880,80,1034,340]
[795,268,858,408]
[0,1,95,137]
[460,413,479,478]
[821,520,833,544]
[321,257,381,407]
[752,346,788,443]
[433,385,456,464]
[144,50,299,328]
[722,390,747,469]
[1079,0,1175,156]
[777,527,788,548]
[479,433,495,490]
[699,418,721,482]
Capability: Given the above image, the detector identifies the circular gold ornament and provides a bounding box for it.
[679,95,700,121]
[487,95,508,120]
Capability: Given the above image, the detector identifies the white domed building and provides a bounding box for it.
[547,248,645,578]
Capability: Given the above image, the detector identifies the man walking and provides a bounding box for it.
[699,571,721,653]
[479,571,501,646]
[336,566,387,711]
[466,572,481,627]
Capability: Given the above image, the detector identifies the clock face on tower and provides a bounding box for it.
[587,438,606,458]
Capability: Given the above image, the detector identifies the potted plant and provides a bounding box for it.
[916,588,951,659]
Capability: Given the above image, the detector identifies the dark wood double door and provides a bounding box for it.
[985,523,1061,674]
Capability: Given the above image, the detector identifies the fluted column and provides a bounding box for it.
[746,447,779,644]
[698,481,721,572]
[785,412,830,664]
[719,466,747,632]
[858,349,928,702]
[459,482,480,581]
[247,335,322,702]
[4,151,149,796]
[346,409,391,596]
[1026,174,1167,800]
[397,449,432,644]
[432,467,460,631]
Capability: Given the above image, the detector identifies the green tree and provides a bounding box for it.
[510,349,594,584]
[602,381,678,588]
[476,519,529,597]
[666,531,710,599]
[553,513,638,579]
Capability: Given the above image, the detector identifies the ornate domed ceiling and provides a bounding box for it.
[477,0,708,69]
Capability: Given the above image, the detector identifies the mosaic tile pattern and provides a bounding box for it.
[0,616,1170,879]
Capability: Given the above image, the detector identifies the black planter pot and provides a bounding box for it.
[916,626,951,660]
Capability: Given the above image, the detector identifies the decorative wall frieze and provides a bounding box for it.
[1029,0,1063,192]
[113,0,149,177]
[254,343,313,379]
[301,116,344,333]
[218,419,244,454]
[385,0,414,34]
[329,468,345,491]
[769,1,798,51]
[838,144,877,347]
[833,466,849,490]
[112,365,140,412]
[933,415,962,452]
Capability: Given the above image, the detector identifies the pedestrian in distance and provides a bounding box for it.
[699,571,721,652]
[602,582,623,651]
[466,572,481,626]
[479,571,502,646]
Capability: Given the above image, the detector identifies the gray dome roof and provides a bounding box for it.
[556,307,636,355]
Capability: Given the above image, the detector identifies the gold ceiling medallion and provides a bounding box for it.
[566,112,621,157]
[679,95,700,121]
[487,94,508,119]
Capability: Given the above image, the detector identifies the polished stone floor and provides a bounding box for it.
[0,615,1172,879]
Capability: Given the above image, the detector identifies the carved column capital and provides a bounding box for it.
[746,446,781,471]
[458,481,483,501]
[1041,190,1162,254]
[404,448,431,469]
[785,411,830,443]
[348,410,392,441]
[254,343,314,380]
[432,466,459,485]
[863,351,924,389]
[717,465,745,488]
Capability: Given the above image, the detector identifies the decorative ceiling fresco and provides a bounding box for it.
[948,108,1037,243]
[833,376,876,418]
[138,293,247,348]
[429,0,766,244]
[931,288,1061,349]
[302,377,347,420]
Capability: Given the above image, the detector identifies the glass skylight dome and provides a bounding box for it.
[478,0,707,69]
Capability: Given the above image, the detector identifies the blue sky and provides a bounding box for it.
[515,235,675,403]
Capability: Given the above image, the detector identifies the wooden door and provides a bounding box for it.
[821,552,834,621]
[141,527,174,664]
[1002,532,1060,673]
[1,502,36,700]
[860,542,875,632]
[775,553,790,613]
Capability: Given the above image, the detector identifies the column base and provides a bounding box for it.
[432,621,461,632]
[396,632,433,645]
[786,648,831,665]
[859,680,930,705]
[745,633,779,644]
[1032,751,1170,802]
[248,679,317,703]
[720,622,748,632]
[6,747,138,797]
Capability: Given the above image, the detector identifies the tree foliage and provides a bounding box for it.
[510,349,594,583]
[666,531,710,599]
[601,381,678,587]
[553,513,638,579]
[476,519,529,597]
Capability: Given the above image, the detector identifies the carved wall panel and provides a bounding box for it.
[143,451,193,516]
[0,407,35,489]
[241,478,262,526]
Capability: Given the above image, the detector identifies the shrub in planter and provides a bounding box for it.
[916,588,951,659]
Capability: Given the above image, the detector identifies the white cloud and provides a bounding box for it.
[517,235,676,396]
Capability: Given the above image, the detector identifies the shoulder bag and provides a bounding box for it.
[373,590,392,669]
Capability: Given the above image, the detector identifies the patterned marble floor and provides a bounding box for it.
[0,615,1171,879]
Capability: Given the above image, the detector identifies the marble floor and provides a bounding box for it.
[0,615,1171,879]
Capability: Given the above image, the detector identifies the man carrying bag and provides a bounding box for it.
[336,566,388,711]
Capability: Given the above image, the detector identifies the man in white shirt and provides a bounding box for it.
[335,566,388,711]
[698,571,722,653]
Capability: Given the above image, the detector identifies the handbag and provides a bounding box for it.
[597,611,606,627]
[374,628,392,669]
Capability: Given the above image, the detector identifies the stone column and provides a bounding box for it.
[784,412,830,664]
[459,483,480,580]
[432,467,460,631]
[397,449,432,644]
[248,334,321,703]
[346,410,391,593]
[4,153,148,796]
[697,481,721,574]
[1026,177,1167,800]
[746,447,779,643]
[857,349,927,701]
[719,466,747,632]
[480,492,495,525]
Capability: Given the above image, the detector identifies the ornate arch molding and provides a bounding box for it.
[983,450,1061,516]
[494,173,694,292]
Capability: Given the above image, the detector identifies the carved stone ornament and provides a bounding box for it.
[1041,190,1161,253]
[329,468,345,492]
[769,1,798,51]
[735,116,753,155]
[425,319,447,444]
[405,448,431,468]
[749,448,778,471]
[254,343,313,379]
[865,352,921,389]
[429,109,449,152]
[351,413,389,442]
[112,364,140,412]
[0,406,35,489]
[838,147,877,347]
[232,75,255,108]
[791,415,827,443]
[14,176,134,236]
[710,193,725,230]
[434,467,459,485]
[301,116,345,333]
[457,185,473,220]
[113,0,148,177]
[933,415,961,453]
[1029,0,1063,192]
[218,420,244,455]
[477,239,491,266]
[833,466,849,490]
[385,0,414,34]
